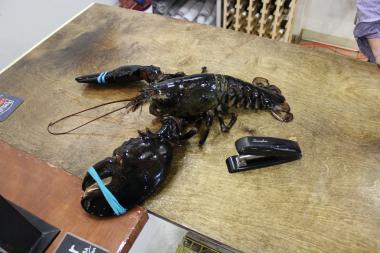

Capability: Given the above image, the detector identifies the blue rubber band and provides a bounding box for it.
[97,72,107,84]
[87,167,127,216]
[97,72,104,84]
[101,71,108,84]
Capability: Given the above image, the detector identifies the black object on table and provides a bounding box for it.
[226,136,302,173]
[0,195,60,253]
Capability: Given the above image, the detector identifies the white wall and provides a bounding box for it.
[293,0,357,40]
[0,0,118,71]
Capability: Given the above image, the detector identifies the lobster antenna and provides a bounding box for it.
[47,98,135,135]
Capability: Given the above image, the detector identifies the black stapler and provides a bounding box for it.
[226,136,302,173]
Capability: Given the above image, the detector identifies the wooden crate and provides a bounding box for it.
[223,0,297,42]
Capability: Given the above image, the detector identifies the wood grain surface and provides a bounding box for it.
[0,141,148,253]
[0,4,379,252]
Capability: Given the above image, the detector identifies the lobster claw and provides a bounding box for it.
[75,65,164,85]
[75,72,105,84]
[81,181,118,217]
[81,135,173,217]
[81,157,118,217]
[226,136,302,173]
[82,157,115,191]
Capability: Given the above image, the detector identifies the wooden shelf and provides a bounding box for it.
[223,0,297,42]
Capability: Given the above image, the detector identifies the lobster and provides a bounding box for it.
[74,65,293,145]
[48,65,294,217]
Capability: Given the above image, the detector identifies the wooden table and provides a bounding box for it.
[0,4,379,252]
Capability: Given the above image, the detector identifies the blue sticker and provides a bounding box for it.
[0,93,23,122]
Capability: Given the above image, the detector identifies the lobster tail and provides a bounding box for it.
[220,75,293,122]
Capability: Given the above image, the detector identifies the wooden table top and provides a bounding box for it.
[0,141,147,253]
[0,4,379,252]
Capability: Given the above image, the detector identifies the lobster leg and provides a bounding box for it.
[199,110,214,146]
[217,112,237,132]
[174,118,199,141]
[158,72,186,82]
[179,128,198,140]
[154,66,207,82]
[157,117,198,142]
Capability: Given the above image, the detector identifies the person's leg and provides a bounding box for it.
[368,37,380,65]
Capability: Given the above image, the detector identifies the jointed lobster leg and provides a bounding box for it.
[217,112,237,132]
[158,72,186,82]
[199,110,215,146]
